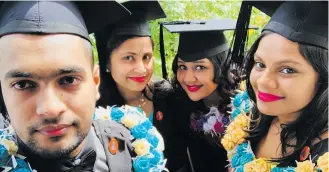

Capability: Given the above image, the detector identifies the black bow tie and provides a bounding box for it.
[60,149,97,172]
[19,147,97,172]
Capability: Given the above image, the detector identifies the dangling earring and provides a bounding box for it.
[106,67,110,73]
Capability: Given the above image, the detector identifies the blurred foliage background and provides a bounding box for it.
[91,1,270,79]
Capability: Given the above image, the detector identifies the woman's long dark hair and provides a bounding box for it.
[95,29,154,108]
[171,50,238,115]
[244,31,328,166]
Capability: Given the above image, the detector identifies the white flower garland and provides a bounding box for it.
[94,105,167,172]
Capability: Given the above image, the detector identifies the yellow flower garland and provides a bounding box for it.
[244,158,271,172]
[295,160,315,172]
[317,152,329,172]
[221,111,250,151]
[222,80,329,172]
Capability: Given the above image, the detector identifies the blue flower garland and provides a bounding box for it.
[225,89,327,172]
[94,105,167,172]
[0,105,166,172]
[0,127,34,172]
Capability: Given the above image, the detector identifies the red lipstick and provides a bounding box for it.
[258,91,284,102]
[129,76,146,83]
[39,125,69,137]
[187,85,201,92]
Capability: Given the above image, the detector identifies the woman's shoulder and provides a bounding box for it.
[152,79,187,101]
[152,79,173,93]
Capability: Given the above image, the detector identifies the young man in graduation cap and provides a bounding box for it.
[159,18,255,172]
[0,1,166,172]
[221,1,328,171]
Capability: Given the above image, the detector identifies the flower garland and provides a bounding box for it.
[94,105,167,172]
[221,81,329,172]
[0,105,166,172]
[190,106,230,137]
[0,127,35,172]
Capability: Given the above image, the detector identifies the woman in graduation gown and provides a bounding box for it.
[94,1,188,171]
[222,1,328,171]
[162,19,243,172]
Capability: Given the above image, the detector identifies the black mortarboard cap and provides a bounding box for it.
[0,1,131,42]
[263,1,328,50]
[229,1,284,66]
[250,1,283,16]
[109,1,166,37]
[163,19,241,62]
[159,19,257,79]
[232,1,327,70]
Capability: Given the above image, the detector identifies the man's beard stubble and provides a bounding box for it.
[21,116,88,159]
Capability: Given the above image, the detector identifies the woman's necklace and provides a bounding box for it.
[137,93,146,108]
[128,93,147,108]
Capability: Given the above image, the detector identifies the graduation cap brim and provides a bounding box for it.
[163,19,257,61]
[163,19,257,33]
[121,1,166,20]
[158,19,257,79]
[248,1,284,16]
[231,0,328,74]
[0,1,131,41]
[228,1,285,66]
[108,0,166,37]
[76,1,131,34]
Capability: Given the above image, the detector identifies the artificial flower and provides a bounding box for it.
[239,80,246,91]
[295,160,315,172]
[93,106,111,120]
[121,115,139,129]
[232,108,242,119]
[272,167,295,172]
[4,139,18,155]
[149,149,164,165]
[148,128,165,151]
[244,158,270,172]
[214,121,225,134]
[132,139,151,156]
[317,152,328,172]
[133,155,152,172]
[131,120,153,139]
[110,106,125,122]
[145,133,159,149]
[234,112,249,128]
[221,134,236,151]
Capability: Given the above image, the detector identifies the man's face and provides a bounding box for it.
[0,34,100,158]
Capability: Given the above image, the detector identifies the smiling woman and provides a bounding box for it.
[222,1,328,171]
[163,19,246,172]
[249,33,320,118]
[94,1,188,171]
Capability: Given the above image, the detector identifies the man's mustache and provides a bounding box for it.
[28,116,79,134]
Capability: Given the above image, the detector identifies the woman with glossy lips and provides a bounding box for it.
[94,2,188,172]
[222,1,328,171]
[162,19,244,172]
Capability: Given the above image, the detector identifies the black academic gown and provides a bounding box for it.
[186,129,228,172]
[167,90,229,172]
[276,138,329,168]
[152,80,190,172]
